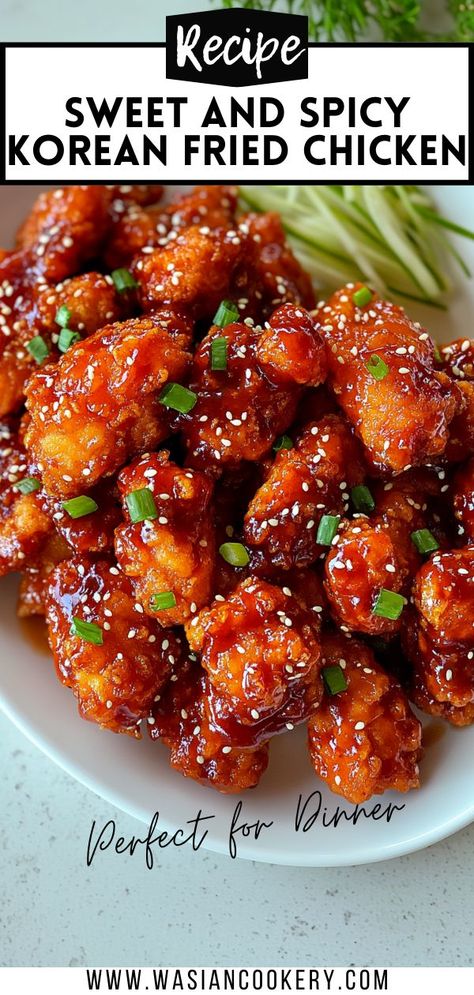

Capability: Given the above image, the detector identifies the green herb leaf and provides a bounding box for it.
[14,476,41,495]
[111,268,138,293]
[62,495,99,519]
[372,588,405,621]
[219,542,249,567]
[125,488,158,524]
[351,484,375,514]
[352,286,373,308]
[316,514,340,545]
[55,305,72,328]
[58,328,81,353]
[213,300,239,327]
[150,591,176,612]
[71,617,103,646]
[273,435,293,452]
[322,665,347,696]
[210,336,228,371]
[159,383,197,414]
[365,354,389,381]
[411,528,440,555]
[26,336,49,365]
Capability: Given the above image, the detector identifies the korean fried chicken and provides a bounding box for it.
[2,184,473,805]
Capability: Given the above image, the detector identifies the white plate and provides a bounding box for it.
[1,185,473,867]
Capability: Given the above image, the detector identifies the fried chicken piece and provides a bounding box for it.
[36,272,125,338]
[105,184,237,269]
[115,452,215,626]
[132,225,245,319]
[452,458,474,540]
[46,557,177,736]
[244,414,365,574]
[106,184,164,212]
[38,479,121,555]
[17,531,72,617]
[307,631,422,803]
[24,313,191,497]
[402,547,474,725]
[0,419,50,575]
[256,303,326,387]
[441,338,474,461]
[324,468,450,636]
[315,284,460,473]
[149,660,269,793]
[232,212,315,319]
[186,576,322,746]
[15,185,112,282]
[181,310,322,476]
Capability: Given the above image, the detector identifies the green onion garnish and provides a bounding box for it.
[111,268,138,293]
[274,435,293,452]
[373,588,405,621]
[55,305,72,328]
[219,542,249,567]
[433,346,442,363]
[14,476,41,495]
[365,354,389,381]
[322,665,347,696]
[213,300,239,328]
[159,382,197,414]
[210,336,228,371]
[125,488,158,524]
[316,514,340,546]
[351,484,375,514]
[71,617,103,646]
[62,495,98,519]
[58,328,81,354]
[26,336,49,365]
[352,286,373,308]
[150,591,176,612]
[411,529,440,555]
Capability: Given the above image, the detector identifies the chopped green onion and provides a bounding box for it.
[316,514,340,545]
[210,336,228,371]
[433,346,442,363]
[62,495,98,519]
[274,435,293,452]
[365,354,389,381]
[352,285,373,308]
[125,487,158,524]
[111,268,138,293]
[150,591,176,612]
[58,328,81,353]
[159,382,197,414]
[14,476,41,495]
[26,336,49,365]
[219,541,249,567]
[71,617,103,646]
[373,588,405,621]
[351,484,375,514]
[55,305,72,328]
[322,665,347,696]
[213,300,239,327]
[411,529,440,555]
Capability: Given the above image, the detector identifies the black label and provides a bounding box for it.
[165,8,308,87]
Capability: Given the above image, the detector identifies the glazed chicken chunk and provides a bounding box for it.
[315,284,460,472]
[149,659,269,793]
[24,313,191,496]
[307,631,422,804]
[0,419,50,575]
[244,413,366,574]
[115,451,215,626]
[441,337,474,461]
[46,557,178,736]
[180,305,325,476]
[186,576,322,746]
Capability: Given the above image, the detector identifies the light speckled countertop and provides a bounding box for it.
[1,711,473,966]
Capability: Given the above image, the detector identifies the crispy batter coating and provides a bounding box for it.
[315,284,460,472]
[149,659,269,793]
[0,419,50,575]
[452,458,474,540]
[36,272,125,337]
[133,225,244,319]
[325,518,406,637]
[24,314,191,496]
[256,303,326,387]
[402,547,474,725]
[244,414,365,574]
[38,479,121,555]
[115,451,215,625]
[441,338,474,462]
[186,576,322,745]
[16,186,112,282]
[180,312,321,476]
[307,631,422,803]
[46,557,177,736]
[232,212,315,319]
